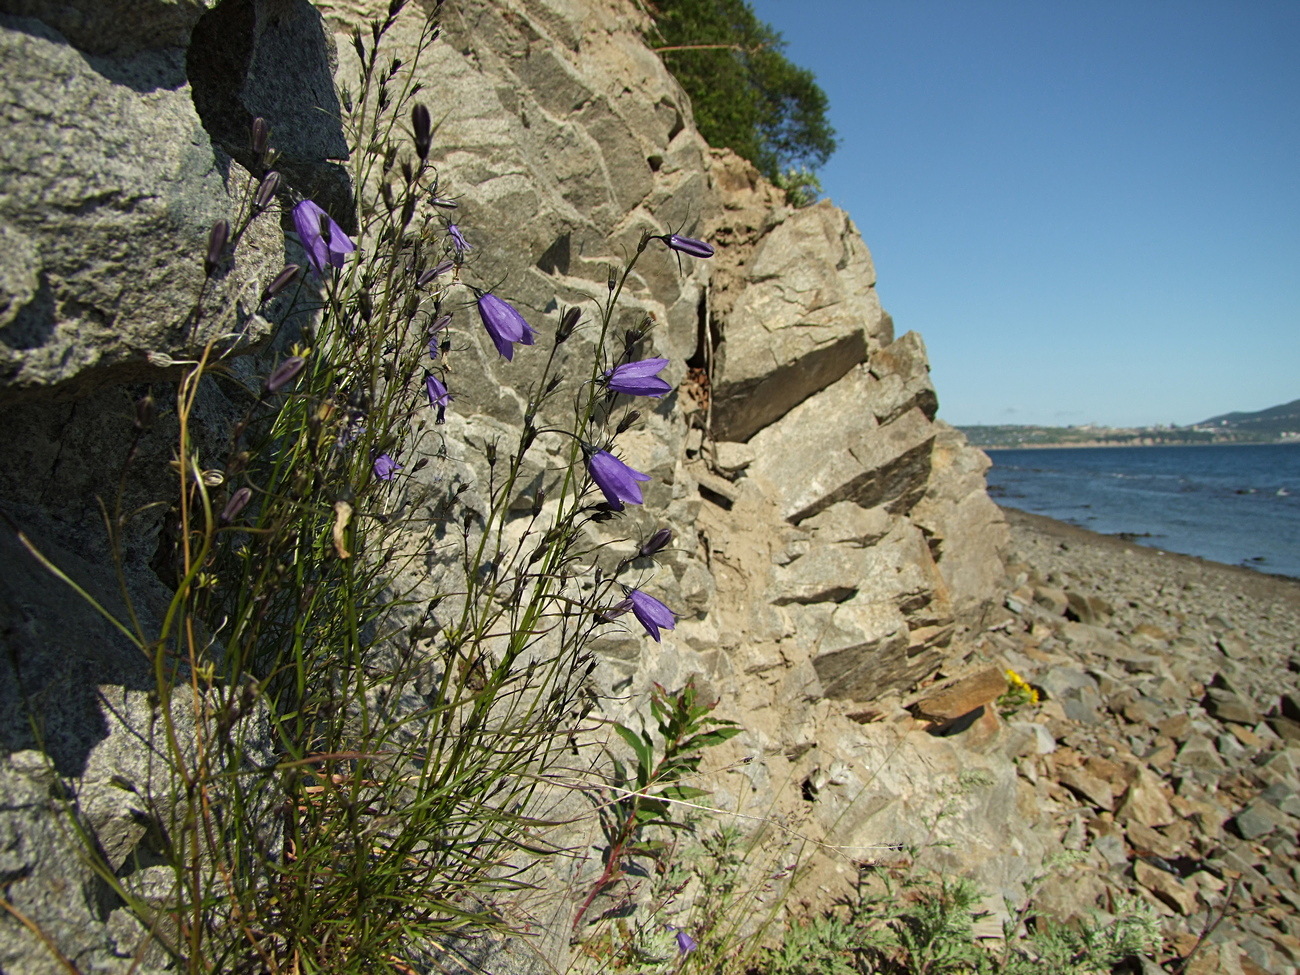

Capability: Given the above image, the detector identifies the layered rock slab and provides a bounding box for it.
[747,374,937,524]
[705,152,891,443]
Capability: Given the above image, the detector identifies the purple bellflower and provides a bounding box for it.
[660,233,714,259]
[292,199,356,276]
[605,357,671,398]
[476,292,537,360]
[426,374,451,408]
[373,453,401,481]
[448,224,470,254]
[586,448,651,509]
[628,589,676,642]
[673,929,697,955]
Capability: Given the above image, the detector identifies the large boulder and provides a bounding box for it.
[911,422,1011,621]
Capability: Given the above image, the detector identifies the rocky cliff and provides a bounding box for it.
[0,0,1010,969]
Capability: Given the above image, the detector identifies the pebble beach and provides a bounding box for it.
[987,506,1300,973]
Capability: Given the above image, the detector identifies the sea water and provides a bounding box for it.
[984,443,1300,579]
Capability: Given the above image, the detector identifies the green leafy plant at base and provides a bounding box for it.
[573,679,741,932]
[573,813,805,975]
[759,858,1163,975]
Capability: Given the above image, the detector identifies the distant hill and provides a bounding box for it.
[959,397,1300,448]
[1194,398,1300,437]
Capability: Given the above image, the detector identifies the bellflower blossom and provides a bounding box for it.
[373,453,401,481]
[628,589,676,642]
[605,357,671,397]
[586,448,651,509]
[426,374,451,407]
[476,292,537,360]
[292,199,356,276]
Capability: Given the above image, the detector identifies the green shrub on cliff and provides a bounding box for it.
[646,0,836,188]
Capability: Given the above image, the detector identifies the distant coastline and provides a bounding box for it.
[981,438,1300,450]
[960,397,1300,449]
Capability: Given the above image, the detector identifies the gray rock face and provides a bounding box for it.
[0,3,339,404]
[709,201,882,443]
[912,422,1011,621]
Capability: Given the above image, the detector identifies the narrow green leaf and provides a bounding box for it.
[660,784,709,801]
[613,723,653,785]
[681,726,742,751]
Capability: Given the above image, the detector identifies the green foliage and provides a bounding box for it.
[996,895,1162,975]
[772,166,824,208]
[648,0,836,184]
[756,866,1162,975]
[574,679,741,930]
[762,914,863,975]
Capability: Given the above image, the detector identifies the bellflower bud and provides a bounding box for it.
[134,394,155,431]
[205,219,229,277]
[261,264,301,302]
[418,261,454,287]
[264,356,305,395]
[251,117,269,161]
[221,487,253,524]
[556,306,580,343]
[659,233,715,259]
[254,171,281,210]
[412,103,432,160]
[615,410,641,434]
[639,528,673,558]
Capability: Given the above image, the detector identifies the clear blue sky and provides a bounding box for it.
[746,0,1300,427]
